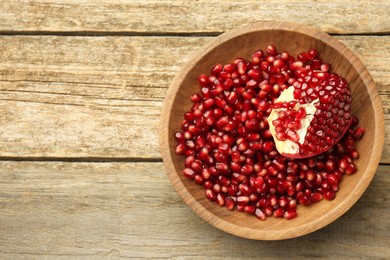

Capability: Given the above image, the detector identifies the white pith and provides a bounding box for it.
[267,86,318,155]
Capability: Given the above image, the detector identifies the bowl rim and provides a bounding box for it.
[159,20,385,240]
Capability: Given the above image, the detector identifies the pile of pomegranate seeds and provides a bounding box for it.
[174,45,364,220]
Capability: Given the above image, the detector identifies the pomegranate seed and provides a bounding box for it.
[244,205,256,215]
[216,193,225,206]
[345,163,357,175]
[227,184,238,196]
[324,190,335,200]
[255,208,267,220]
[225,196,235,210]
[273,208,284,218]
[353,127,365,140]
[205,189,216,201]
[311,192,323,202]
[183,168,196,179]
[236,196,250,206]
[284,210,297,220]
[198,74,209,87]
[194,174,203,184]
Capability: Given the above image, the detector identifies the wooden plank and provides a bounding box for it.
[0,1,389,34]
[0,36,389,161]
[0,162,388,259]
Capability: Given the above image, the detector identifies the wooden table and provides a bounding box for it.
[0,1,389,259]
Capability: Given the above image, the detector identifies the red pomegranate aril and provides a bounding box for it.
[216,193,225,206]
[198,74,209,87]
[345,163,357,175]
[205,189,216,201]
[287,199,297,211]
[194,174,204,184]
[241,164,254,175]
[244,205,256,215]
[175,143,186,155]
[353,127,365,140]
[213,183,221,193]
[191,160,203,173]
[284,210,297,220]
[253,176,264,189]
[269,194,278,206]
[298,194,311,205]
[278,197,288,208]
[203,180,213,189]
[238,183,251,195]
[273,208,284,218]
[183,168,196,179]
[311,192,323,202]
[227,183,238,196]
[236,196,250,206]
[324,190,335,200]
[255,208,267,220]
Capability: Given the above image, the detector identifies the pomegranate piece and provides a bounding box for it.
[268,73,352,158]
[174,45,364,221]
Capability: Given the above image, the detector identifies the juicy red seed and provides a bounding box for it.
[211,64,223,75]
[311,192,323,202]
[238,183,251,195]
[255,208,267,220]
[241,165,253,175]
[244,205,256,215]
[266,45,277,55]
[263,141,274,152]
[198,74,209,87]
[307,49,318,60]
[194,174,203,184]
[203,180,213,189]
[345,163,357,175]
[205,189,216,201]
[298,194,311,205]
[324,190,335,200]
[183,168,196,179]
[287,200,297,210]
[353,127,365,140]
[191,161,203,172]
[289,61,303,70]
[298,52,308,62]
[190,93,202,103]
[237,60,247,75]
[175,143,186,155]
[320,63,330,72]
[227,184,238,196]
[216,193,225,206]
[236,196,250,206]
[218,143,230,154]
[284,210,297,220]
[253,177,264,189]
[174,131,184,141]
[273,208,284,218]
[225,196,235,210]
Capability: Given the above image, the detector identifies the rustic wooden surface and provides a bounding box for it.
[0,1,389,258]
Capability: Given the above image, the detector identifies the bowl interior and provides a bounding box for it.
[162,23,383,240]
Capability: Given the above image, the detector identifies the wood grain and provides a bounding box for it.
[0,161,388,258]
[0,1,389,34]
[0,35,389,162]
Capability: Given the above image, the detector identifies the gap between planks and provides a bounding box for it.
[0,156,162,163]
[0,157,388,167]
[0,31,389,37]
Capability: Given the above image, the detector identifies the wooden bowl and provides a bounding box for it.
[160,21,384,240]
